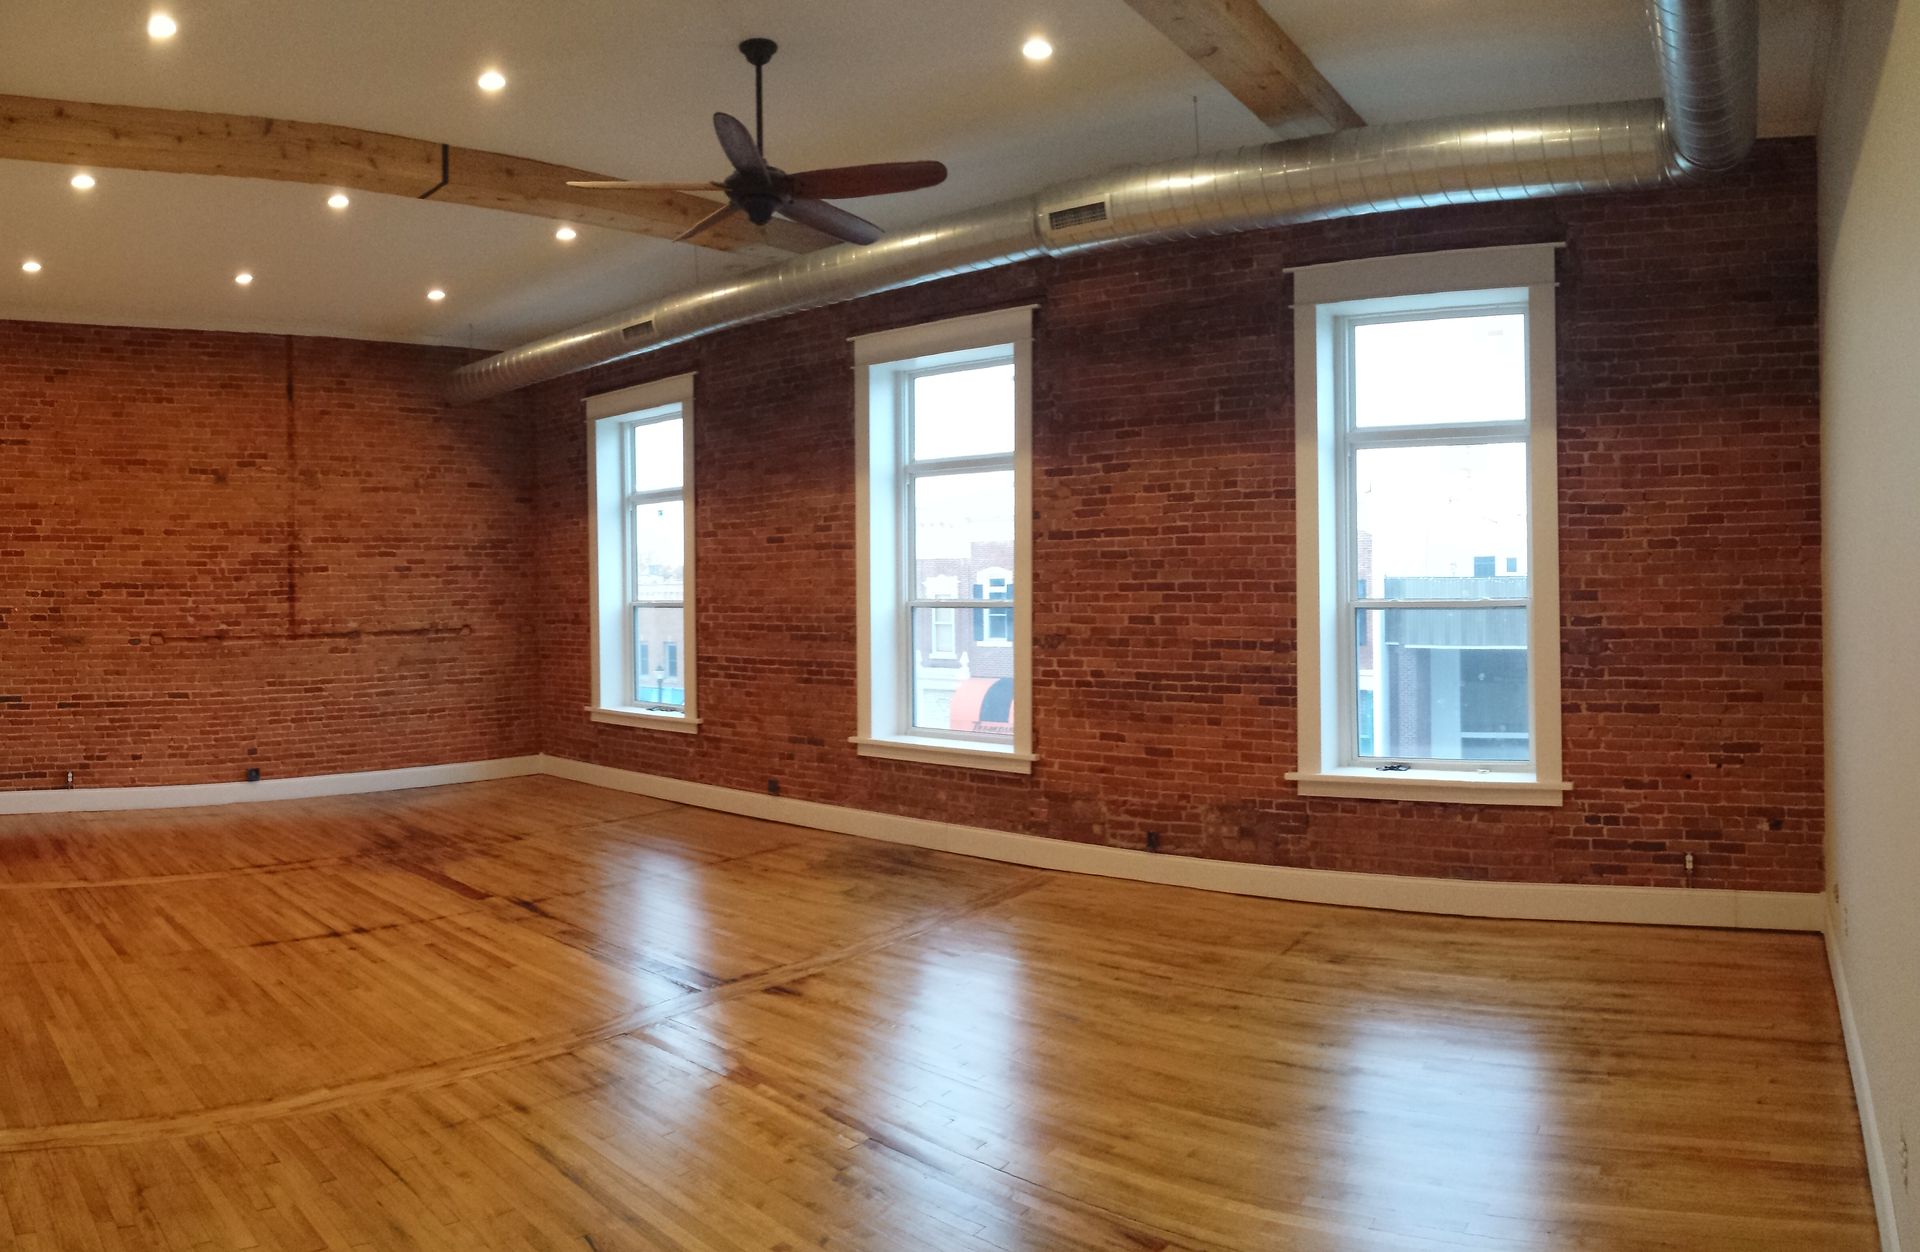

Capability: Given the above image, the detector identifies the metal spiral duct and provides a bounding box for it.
[448,0,1756,402]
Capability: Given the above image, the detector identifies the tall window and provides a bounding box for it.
[852,307,1034,773]
[1291,246,1564,805]
[588,373,698,731]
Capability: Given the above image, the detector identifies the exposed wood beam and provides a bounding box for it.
[0,94,834,258]
[1121,0,1363,138]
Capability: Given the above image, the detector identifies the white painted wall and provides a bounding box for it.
[1821,0,1920,1245]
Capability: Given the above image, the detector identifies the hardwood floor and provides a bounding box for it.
[0,777,1876,1250]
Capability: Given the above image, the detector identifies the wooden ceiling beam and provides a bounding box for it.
[1121,0,1363,138]
[0,94,833,258]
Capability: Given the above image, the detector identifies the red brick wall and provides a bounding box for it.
[0,326,536,788]
[532,139,1822,892]
[1,142,1819,891]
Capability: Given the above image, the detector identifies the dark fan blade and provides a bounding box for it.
[568,180,724,191]
[787,161,947,200]
[777,196,883,246]
[713,112,767,179]
[675,200,742,243]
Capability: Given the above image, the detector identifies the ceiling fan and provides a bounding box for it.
[567,38,948,247]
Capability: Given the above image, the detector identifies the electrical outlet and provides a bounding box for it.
[245,767,261,783]
[1145,830,1161,852]
[767,778,780,796]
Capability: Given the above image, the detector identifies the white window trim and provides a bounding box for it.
[851,306,1036,774]
[1286,245,1567,805]
[587,372,700,734]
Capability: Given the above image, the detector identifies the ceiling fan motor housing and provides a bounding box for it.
[737,191,782,225]
[723,165,788,225]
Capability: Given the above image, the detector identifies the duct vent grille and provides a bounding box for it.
[1047,201,1109,231]
[621,319,657,342]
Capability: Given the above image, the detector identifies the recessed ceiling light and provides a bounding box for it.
[70,173,96,191]
[1022,36,1053,61]
[477,69,507,93]
[427,288,447,302]
[21,260,42,274]
[234,271,254,286]
[327,192,351,210]
[554,226,577,242]
[147,12,177,39]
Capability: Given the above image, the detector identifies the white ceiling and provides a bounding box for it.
[0,0,1833,351]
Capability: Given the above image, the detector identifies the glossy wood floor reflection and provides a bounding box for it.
[0,779,1876,1251]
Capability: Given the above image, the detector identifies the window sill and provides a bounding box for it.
[849,735,1035,775]
[586,706,701,734]
[1286,768,1568,807]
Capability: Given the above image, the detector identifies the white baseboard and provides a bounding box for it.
[0,751,1826,932]
[0,756,546,815]
[1827,905,1905,1252]
[535,755,1825,932]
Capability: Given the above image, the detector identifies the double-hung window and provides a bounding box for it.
[587,373,698,731]
[852,307,1035,773]
[1290,246,1566,804]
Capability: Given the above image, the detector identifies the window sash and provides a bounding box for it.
[1333,307,1535,772]
[627,599,684,712]
[1340,613,1534,771]
[1343,422,1529,449]
[902,357,1015,464]
[909,724,1016,746]
[904,453,1012,478]
[624,495,684,609]
[614,398,692,720]
[1340,304,1529,434]
[1351,597,1528,610]
[895,360,1017,745]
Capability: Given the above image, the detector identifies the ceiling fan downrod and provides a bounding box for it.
[739,37,777,155]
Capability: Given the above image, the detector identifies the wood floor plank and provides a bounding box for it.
[0,777,1879,1249]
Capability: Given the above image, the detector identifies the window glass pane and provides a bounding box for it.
[1354,607,1528,762]
[910,605,1014,740]
[632,499,685,596]
[1353,313,1525,427]
[911,363,1014,460]
[632,604,686,710]
[1354,442,1527,597]
[912,471,1013,599]
[630,415,684,493]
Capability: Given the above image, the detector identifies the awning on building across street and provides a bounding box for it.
[948,677,1014,735]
